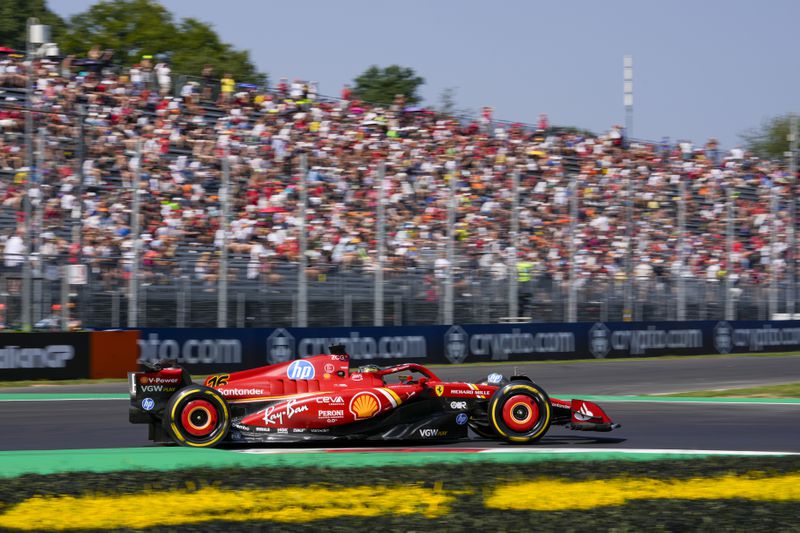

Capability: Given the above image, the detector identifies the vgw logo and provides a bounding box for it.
[267,328,295,364]
[444,325,469,364]
[287,359,315,380]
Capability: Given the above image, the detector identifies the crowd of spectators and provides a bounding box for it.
[0,50,795,300]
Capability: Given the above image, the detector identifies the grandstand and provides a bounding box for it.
[0,52,798,329]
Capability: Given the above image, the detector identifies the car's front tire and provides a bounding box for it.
[488,381,552,444]
[164,385,230,447]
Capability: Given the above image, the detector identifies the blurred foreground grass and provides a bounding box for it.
[1,457,799,532]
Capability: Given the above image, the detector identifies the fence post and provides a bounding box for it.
[60,261,69,331]
[394,294,402,326]
[297,153,308,327]
[127,140,142,327]
[236,292,245,328]
[788,114,798,318]
[443,161,457,325]
[769,184,779,319]
[176,283,185,328]
[677,176,687,321]
[374,162,385,326]
[565,156,580,322]
[508,170,519,319]
[218,146,230,327]
[725,185,735,320]
[140,285,147,327]
[343,293,352,327]
[111,290,120,328]
[623,168,634,321]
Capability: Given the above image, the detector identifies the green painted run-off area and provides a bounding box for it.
[0,447,791,479]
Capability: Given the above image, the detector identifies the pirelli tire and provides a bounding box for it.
[164,385,231,448]
[488,381,552,444]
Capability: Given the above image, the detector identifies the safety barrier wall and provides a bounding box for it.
[136,320,800,373]
[2,322,796,380]
[0,331,139,381]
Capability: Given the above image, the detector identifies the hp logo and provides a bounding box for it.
[141,398,155,411]
[287,359,316,380]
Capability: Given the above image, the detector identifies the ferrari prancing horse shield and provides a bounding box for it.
[435,385,444,396]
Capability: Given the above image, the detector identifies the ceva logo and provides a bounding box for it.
[287,359,315,380]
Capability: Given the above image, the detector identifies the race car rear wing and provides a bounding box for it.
[128,362,192,425]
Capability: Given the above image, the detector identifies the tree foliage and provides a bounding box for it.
[740,114,795,160]
[57,0,265,83]
[436,87,473,118]
[352,65,424,106]
[0,0,66,51]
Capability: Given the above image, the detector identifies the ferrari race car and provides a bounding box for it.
[129,346,620,447]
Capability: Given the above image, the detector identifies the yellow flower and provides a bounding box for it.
[0,484,453,530]
[486,473,800,511]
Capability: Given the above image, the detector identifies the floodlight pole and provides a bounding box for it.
[624,55,634,140]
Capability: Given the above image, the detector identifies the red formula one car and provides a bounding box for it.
[129,346,620,447]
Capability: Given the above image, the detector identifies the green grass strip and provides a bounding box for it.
[662,382,800,398]
[0,447,779,479]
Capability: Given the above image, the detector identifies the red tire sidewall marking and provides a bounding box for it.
[501,393,539,432]
[181,399,218,437]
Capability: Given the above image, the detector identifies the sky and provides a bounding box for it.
[51,0,800,149]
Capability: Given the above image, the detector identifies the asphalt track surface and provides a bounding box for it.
[2,355,800,453]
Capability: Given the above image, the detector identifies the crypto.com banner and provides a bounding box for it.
[135,320,800,372]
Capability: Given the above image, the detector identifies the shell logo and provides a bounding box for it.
[349,391,380,420]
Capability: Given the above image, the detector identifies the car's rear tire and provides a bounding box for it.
[164,385,230,447]
[488,381,551,444]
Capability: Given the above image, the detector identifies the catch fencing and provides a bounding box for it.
[0,255,792,330]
